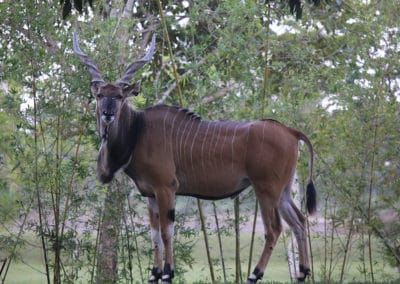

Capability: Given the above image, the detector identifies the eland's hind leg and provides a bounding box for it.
[279,182,311,282]
[247,182,283,283]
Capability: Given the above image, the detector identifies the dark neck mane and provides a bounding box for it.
[98,106,145,183]
[110,107,144,157]
[145,104,202,121]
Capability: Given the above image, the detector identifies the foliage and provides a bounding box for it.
[60,0,328,21]
[0,0,399,283]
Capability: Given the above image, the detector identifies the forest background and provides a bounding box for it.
[0,0,399,283]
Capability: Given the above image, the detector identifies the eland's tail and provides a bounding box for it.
[294,130,317,215]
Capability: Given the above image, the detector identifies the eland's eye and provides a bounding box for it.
[97,93,104,99]
[113,95,123,100]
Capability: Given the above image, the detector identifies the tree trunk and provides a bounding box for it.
[96,175,125,284]
[122,0,135,18]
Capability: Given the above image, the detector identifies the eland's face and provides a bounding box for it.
[92,83,125,125]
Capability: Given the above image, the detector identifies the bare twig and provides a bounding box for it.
[197,199,215,282]
[213,202,227,283]
[201,82,244,104]
[156,0,183,105]
[234,197,242,283]
[247,201,258,278]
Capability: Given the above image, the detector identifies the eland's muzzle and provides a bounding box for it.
[102,111,115,124]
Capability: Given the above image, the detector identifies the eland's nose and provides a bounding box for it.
[101,111,115,124]
[102,110,114,117]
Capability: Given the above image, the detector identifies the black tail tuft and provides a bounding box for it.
[306,181,317,215]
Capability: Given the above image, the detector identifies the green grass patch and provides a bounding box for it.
[2,230,398,283]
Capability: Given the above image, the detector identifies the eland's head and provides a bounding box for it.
[90,81,141,125]
[72,30,155,126]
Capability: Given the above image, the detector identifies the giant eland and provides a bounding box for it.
[73,31,316,283]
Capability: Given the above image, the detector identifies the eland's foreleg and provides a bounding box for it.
[155,188,176,283]
[148,197,163,283]
[248,186,283,283]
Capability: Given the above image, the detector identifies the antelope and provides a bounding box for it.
[73,31,317,283]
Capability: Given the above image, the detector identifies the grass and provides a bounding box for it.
[2,230,399,283]
[1,235,48,284]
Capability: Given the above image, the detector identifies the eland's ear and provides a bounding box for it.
[122,81,141,97]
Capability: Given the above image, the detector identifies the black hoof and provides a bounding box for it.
[297,265,311,282]
[246,278,258,284]
[161,263,174,284]
[247,267,264,283]
[148,267,162,284]
[161,275,172,284]
[161,273,174,284]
